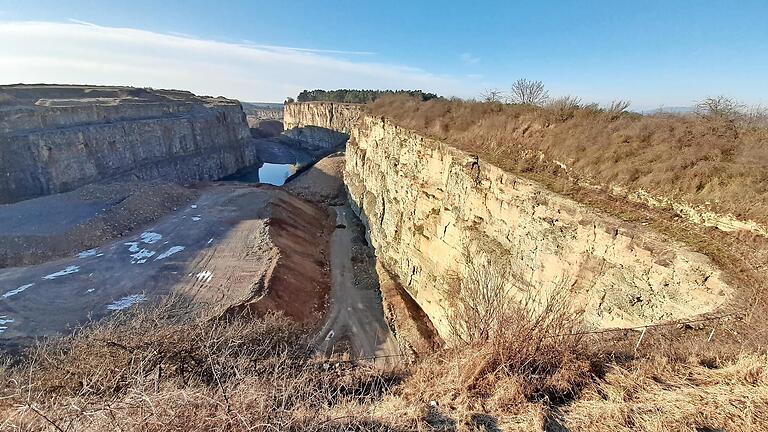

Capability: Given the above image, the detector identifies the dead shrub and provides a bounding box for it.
[606,100,632,119]
[695,95,746,122]
[545,96,583,122]
[439,243,590,404]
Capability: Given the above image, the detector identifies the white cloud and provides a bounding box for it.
[460,52,480,65]
[0,21,479,101]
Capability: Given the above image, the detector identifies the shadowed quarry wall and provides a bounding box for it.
[285,102,731,337]
[283,102,355,150]
[0,85,256,203]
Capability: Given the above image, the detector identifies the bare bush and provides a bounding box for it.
[480,89,505,103]
[545,96,583,122]
[695,95,746,121]
[507,79,550,106]
[606,99,631,118]
[741,104,768,127]
[441,247,517,344]
[433,241,591,410]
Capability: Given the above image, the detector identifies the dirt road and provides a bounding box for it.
[312,205,401,368]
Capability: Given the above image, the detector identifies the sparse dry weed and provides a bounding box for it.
[2,296,767,431]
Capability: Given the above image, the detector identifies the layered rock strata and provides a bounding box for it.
[0,85,256,203]
[286,102,731,336]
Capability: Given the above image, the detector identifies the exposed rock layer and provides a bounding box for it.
[285,102,731,336]
[0,85,256,203]
[284,103,356,150]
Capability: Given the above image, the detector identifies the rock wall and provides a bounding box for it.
[282,102,356,150]
[0,85,256,203]
[286,102,731,336]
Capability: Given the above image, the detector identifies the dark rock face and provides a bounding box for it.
[0,85,257,203]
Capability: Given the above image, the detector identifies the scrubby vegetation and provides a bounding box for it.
[296,89,439,104]
[368,94,768,227]
[2,294,766,431]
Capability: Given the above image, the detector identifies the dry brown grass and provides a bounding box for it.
[0,298,406,431]
[368,95,768,226]
[562,354,768,432]
[2,298,767,431]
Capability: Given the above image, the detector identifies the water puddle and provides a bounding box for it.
[223,162,299,185]
[258,163,297,186]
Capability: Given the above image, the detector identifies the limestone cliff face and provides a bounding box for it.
[282,102,356,150]
[286,102,731,336]
[0,85,256,203]
[284,102,360,133]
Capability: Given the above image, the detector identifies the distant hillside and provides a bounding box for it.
[641,106,695,115]
[241,101,282,119]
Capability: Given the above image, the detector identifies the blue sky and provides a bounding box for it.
[1,0,766,108]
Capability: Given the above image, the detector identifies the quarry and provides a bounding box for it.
[1,85,767,431]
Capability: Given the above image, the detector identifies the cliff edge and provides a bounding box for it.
[0,85,256,203]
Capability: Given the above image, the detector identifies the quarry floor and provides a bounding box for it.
[0,150,404,364]
[0,184,308,346]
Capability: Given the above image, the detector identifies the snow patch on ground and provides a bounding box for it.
[155,246,185,260]
[3,283,34,299]
[106,294,147,311]
[124,232,165,263]
[0,316,14,333]
[140,232,162,244]
[130,249,155,264]
[77,249,103,258]
[43,266,80,280]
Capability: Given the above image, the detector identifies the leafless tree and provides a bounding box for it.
[695,96,745,121]
[507,78,550,106]
[480,89,505,103]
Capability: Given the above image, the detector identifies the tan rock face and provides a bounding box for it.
[283,102,358,150]
[286,102,731,337]
[0,85,255,203]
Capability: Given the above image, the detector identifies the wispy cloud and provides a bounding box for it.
[238,39,374,56]
[0,21,480,101]
[460,52,480,65]
[66,18,99,27]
